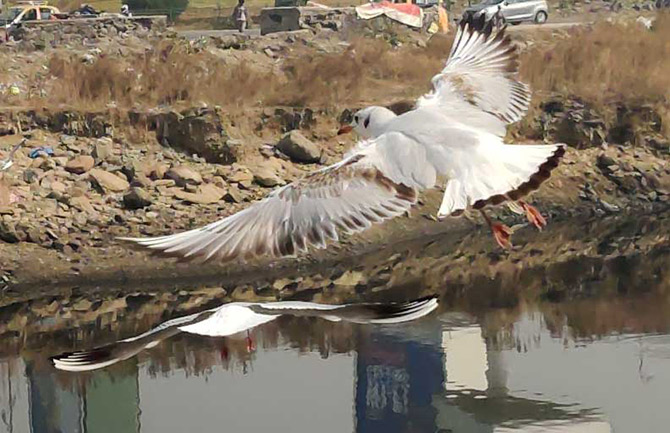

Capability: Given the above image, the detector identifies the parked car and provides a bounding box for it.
[463,0,548,25]
[3,2,62,40]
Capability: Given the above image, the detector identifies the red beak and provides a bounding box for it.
[337,125,353,135]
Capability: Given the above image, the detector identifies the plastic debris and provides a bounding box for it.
[29,146,54,159]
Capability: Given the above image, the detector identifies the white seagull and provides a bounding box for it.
[119,15,564,261]
[51,295,439,372]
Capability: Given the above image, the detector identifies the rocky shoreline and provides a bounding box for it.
[1,13,669,296]
[1,98,669,294]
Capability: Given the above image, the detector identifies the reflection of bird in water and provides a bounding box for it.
[119,15,564,261]
[51,296,438,372]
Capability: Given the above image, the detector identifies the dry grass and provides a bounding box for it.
[22,16,670,120]
[34,35,450,111]
[43,40,275,109]
[520,13,670,107]
[272,36,449,106]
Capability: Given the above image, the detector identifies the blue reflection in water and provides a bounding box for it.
[6,308,670,433]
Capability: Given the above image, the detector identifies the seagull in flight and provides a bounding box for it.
[119,15,564,262]
[51,295,438,372]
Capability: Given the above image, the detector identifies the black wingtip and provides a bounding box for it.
[50,347,114,372]
[368,294,439,318]
[459,12,505,40]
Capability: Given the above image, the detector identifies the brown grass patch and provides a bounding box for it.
[23,16,670,121]
[520,13,670,106]
[272,36,449,106]
[43,40,275,109]
[30,35,451,111]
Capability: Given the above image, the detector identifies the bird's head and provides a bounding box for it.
[338,106,397,139]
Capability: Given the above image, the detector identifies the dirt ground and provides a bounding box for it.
[1,9,669,296]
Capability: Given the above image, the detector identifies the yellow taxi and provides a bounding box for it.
[5,1,60,27]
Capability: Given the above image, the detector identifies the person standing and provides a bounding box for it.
[233,0,248,33]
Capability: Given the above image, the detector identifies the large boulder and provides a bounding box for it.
[155,108,239,164]
[165,166,203,187]
[276,130,321,163]
[65,155,95,174]
[89,169,129,193]
[123,187,153,209]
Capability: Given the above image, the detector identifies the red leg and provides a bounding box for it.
[519,200,547,230]
[480,209,512,249]
[245,330,256,353]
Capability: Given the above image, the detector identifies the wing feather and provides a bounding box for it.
[417,15,531,135]
[249,295,439,324]
[119,133,433,263]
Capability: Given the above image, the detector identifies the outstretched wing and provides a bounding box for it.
[51,296,439,372]
[119,132,436,263]
[417,14,531,136]
[249,295,439,324]
[51,310,215,372]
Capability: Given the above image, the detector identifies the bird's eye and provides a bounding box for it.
[364,117,370,128]
[354,115,359,123]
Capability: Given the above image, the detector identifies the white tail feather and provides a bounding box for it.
[438,143,565,218]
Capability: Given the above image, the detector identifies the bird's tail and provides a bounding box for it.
[438,143,565,218]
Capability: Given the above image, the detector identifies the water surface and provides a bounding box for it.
[2,294,670,433]
[2,214,669,433]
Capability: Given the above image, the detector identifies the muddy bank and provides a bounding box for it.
[1,211,669,362]
[2,208,669,305]
[1,15,669,293]
[1,102,669,292]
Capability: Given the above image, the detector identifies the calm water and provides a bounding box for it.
[2,296,670,433]
[2,214,669,433]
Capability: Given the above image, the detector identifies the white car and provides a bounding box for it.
[463,0,549,25]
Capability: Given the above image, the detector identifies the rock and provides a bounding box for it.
[224,185,244,203]
[643,173,662,189]
[130,173,153,188]
[23,169,40,184]
[166,166,203,187]
[73,299,93,312]
[174,183,225,204]
[89,169,130,193]
[148,163,169,180]
[229,169,254,183]
[333,271,365,287]
[276,130,321,163]
[597,154,617,169]
[51,181,67,194]
[69,196,96,214]
[0,181,9,207]
[616,175,638,193]
[0,221,21,243]
[26,226,48,245]
[598,199,620,214]
[254,166,283,187]
[154,179,176,188]
[92,139,113,162]
[123,187,153,209]
[155,108,237,164]
[65,155,95,174]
